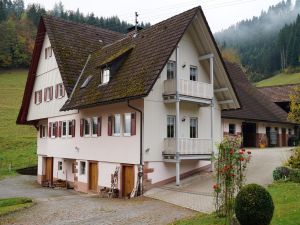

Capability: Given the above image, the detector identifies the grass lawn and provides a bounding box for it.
[0,197,34,216]
[170,182,300,225]
[256,72,300,87]
[0,70,36,179]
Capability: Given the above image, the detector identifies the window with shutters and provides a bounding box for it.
[35,90,42,104]
[124,113,131,136]
[58,161,62,171]
[190,118,198,138]
[51,122,57,138]
[167,61,175,80]
[84,118,91,136]
[229,124,236,135]
[92,117,98,137]
[44,86,53,102]
[42,125,47,138]
[56,83,64,98]
[167,115,176,138]
[113,114,121,136]
[62,121,67,137]
[190,66,198,81]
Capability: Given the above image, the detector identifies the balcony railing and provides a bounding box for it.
[163,79,213,99]
[163,138,212,155]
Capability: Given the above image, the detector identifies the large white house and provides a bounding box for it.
[17,7,241,197]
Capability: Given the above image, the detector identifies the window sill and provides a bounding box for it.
[124,133,131,137]
[98,83,109,87]
[84,135,91,137]
[113,133,121,137]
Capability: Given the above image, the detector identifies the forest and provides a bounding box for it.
[0,0,150,69]
[216,0,300,81]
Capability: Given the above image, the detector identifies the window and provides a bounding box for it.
[80,161,86,175]
[39,125,47,138]
[113,114,121,136]
[81,75,93,88]
[34,90,42,104]
[62,121,67,137]
[167,61,175,80]
[56,83,64,98]
[44,86,53,102]
[100,68,110,84]
[68,120,73,137]
[229,124,236,135]
[288,128,292,135]
[190,118,198,138]
[45,46,52,59]
[84,119,91,136]
[190,66,198,81]
[58,161,62,171]
[167,116,176,138]
[51,122,57,138]
[92,117,98,136]
[124,113,131,136]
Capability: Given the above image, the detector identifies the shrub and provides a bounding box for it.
[235,184,274,225]
[286,147,300,169]
[290,168,300,183]
[273,166,291,181]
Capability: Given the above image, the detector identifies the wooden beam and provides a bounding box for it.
[199,53,214,61]
[214,87,229,93]
[219,100,234,105]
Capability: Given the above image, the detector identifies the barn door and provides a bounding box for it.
[122,165,134,197]
[89,162,98,192]
[45,157,53,186]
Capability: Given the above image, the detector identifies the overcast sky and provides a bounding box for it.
[23,0,295,32]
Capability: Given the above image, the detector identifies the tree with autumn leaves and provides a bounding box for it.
[288,86,300,125]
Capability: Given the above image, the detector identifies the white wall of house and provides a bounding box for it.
[27,33,77,121]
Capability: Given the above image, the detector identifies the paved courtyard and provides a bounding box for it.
[0,176,195,225]
[145,147,293,212]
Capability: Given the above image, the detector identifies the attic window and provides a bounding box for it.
[81,75,93,88]
[100,68,110,85]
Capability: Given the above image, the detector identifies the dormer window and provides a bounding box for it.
[100,68,110,85]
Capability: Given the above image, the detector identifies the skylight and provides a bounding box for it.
[81,75,93,88]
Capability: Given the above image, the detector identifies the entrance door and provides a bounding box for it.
[242,123,257,147]
[282,128,287,146]
[122,165,134,197]
[45,157,53,186]
[89,162,98,191]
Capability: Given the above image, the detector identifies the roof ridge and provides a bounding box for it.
[42,14,125,37]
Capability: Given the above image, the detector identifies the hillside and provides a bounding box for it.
[256,72,300,87]
[0,70,36,178]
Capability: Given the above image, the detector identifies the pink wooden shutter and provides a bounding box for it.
[55,121,58,137]
[39,125,42,138]
[50,86,53,100]
[108,116,112,136]
[97,117,101,136]
[80,119,84,137]
[48,122,52,137]
[45,48,47,59]
[55,84,58,99]
[72,119,76,137]
[44,88,47,101]
[34,92,37,104]
[59,121,62,137]
[62,85,65,97]
[131,113,136,135]
[49,47,52,57]
[39,90,42,103]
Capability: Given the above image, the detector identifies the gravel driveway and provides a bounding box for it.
[0,176,195,225]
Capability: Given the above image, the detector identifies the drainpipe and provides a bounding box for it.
[209,56,215,171]
[175,45,180,186]
[127,100,143,196]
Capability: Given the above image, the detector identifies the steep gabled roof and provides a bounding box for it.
[222,62,293,124]
[258,84,299,103]
[17,16,123,124]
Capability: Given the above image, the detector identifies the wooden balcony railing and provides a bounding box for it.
[163,138,212,155]
[163,79,213,99]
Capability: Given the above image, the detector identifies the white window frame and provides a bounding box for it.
[45,87,51,102]
[167,115,176,138]
[229,124,236,135]
[100,68,110,85]
[113,114,121,136]
[51,122,56,138]
[92,117,98,137]
[190,66,198,81]
[57,83,64,98]
[167,60,175,80]
[124,113,131,137]
[80,161,86,175]
[58,161,62,171]
[62,121,67,138]
[190,117,198,138]
[68,120,73,138]
[35,90,42,104]
[42,125,47,138]
[84,118,91,137]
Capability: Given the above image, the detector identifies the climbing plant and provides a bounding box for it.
[213,135,252,225]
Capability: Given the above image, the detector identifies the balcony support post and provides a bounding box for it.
[209,56,215,172]
[175,45,181,186]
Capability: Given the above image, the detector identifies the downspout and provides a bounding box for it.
[127,100,143,196]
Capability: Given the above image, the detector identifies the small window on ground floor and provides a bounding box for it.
[229,124,236,135]
[80,161,86,175]
[58,161,62,171]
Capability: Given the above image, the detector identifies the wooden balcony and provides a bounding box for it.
[163,138,212,160]
[163,79,213,100]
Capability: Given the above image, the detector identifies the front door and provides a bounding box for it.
[282,128,287,146]
[122,165,134,197]
[45,157,53,186]
[242,122,257,147]
[89,162,98,191]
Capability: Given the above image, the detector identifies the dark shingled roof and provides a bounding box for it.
[258,84,299,103]
[222,62,293,124]
[43,15,124,95]
[61,7,199,110]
